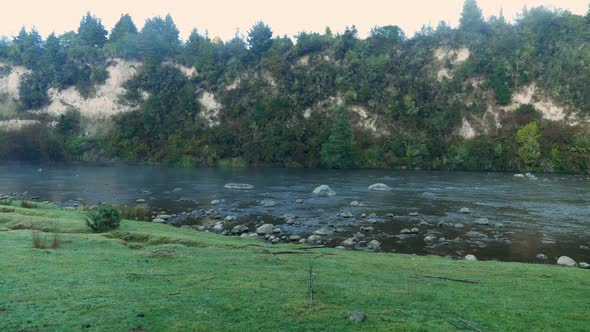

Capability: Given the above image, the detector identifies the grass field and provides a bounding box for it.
[0,202,589,331]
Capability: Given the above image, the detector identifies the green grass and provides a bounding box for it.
[0,203,589,331]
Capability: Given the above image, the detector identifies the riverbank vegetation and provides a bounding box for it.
[0,1,589,173]
[0,202,589,330]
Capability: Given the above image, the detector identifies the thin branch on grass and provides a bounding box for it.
[414,274,480,284]
[308,254,326,308]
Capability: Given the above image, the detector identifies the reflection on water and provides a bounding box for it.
[1,163,589,263]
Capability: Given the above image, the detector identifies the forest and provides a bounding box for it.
[0,0,589,173]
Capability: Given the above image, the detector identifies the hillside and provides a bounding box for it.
[0,2,589,172]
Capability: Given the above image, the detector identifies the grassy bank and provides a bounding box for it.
[0,203,589,331]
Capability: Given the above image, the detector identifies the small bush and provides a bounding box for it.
[32,230,60,249]
[0,198,13,206]
[86,205,121,232]
[20,201,38,209]
[120,205,153,221]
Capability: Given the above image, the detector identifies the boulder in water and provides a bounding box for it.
[256,224,274,235]
[312,185,336,196]
[313,228,333,236]
[557,256,577,267]
[368,183,392,191]
[459,207,470,214]
[224,183,255,190]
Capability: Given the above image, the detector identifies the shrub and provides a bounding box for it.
[0,198,13,206]
[86,205,121,232]
[20,201,38,208]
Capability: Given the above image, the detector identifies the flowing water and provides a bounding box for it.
[1,163,589,263]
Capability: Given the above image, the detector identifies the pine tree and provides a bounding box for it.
[321,106,354,168]
[247,21,273,56]
[459,0,484,32]
[77,12,108,47]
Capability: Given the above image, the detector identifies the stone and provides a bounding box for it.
[454,223,465,229]
[312,185,336,196]
[349,311,367,323]
[341,237,356,246]
[335,246,346,250]
[579,245,589,250]
[579,262,590,269]
[465,254,478,261]
[211,199,221,205]
[306,235,322,244]
[475,218,489,225]
[424,235,436,242]
[360,226,374,232]
[557,256,577,267]
[224,183,254,190]
[212,223,225,232]
[536,254,548,260]
[368,183,392,191]
[152,218,165,223]
[136,199,146,203]
[313,228,333,236]
[339,210,353,218]
[225,215,237,222]
[459,207,470,213]
[367,240,381,251]
[465,231,487,238]
[296,199,304,204]
[410,228,419,233]
[256,224,274,235]
[419,221,431,227]
[350,201,360,207]
[525,172,537,180]
[438,221,447,227]
[231,225,249,234]
[400,228,411,234]
[514,173,525,178]
[155,214,172,220]
[289,235,301,241]
[354,232,365,239]
[361,213,367,218]
[409,212,419,216]
[260,199,276,207]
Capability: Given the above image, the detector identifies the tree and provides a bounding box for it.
[320,106,354,168]
[459,0,484,32]
[247,21,273,56]
[107,14,139,58]
[77,12,108,47]
[19,72,50,109]
[515,122,541,171]
[138,15,180,62]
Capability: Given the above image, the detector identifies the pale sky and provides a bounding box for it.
[0,0,587,41]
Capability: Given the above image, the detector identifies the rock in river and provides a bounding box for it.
[367,240,381,251]
[211,199,221,205]
[368,183,392,191]
[475,218,490,225]
[341,237,356,247]
[459,207,470,213]
[224,183,255,190]
[557,256,577,267]
[339,210,353,218]
[313,228,333,236]
[231,225,249,234]
[306,235,322,244]
[256,224,274,235]
[312,185,336,196]
[260,199,276,207]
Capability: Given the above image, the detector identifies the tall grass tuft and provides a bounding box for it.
[32,230,60,249]
[120,205,153,221]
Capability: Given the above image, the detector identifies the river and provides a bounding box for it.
[1,163,589,264]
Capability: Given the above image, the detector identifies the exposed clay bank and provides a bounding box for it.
[1,163,589,263]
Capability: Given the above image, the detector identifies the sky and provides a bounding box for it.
[0,0,587,41]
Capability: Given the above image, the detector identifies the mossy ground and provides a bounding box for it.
[0,203,589,331]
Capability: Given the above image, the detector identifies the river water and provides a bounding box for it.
[1,163,589,264]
